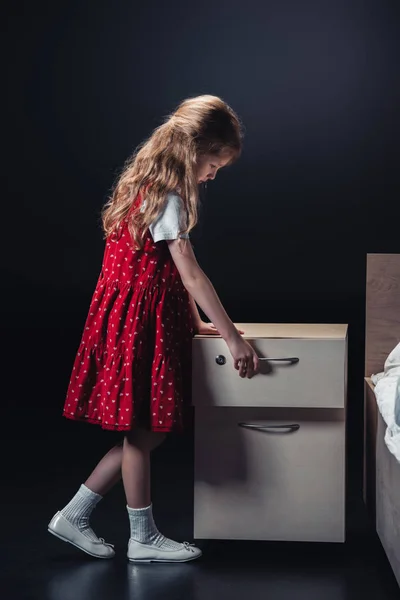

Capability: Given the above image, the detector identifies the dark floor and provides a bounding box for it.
[1,434,399,600]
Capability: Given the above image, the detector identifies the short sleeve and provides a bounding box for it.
[147,192,190,243]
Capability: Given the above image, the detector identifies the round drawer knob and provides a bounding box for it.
[215,355,226,366]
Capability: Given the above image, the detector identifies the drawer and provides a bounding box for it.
[192,337,347,408]
[194,407,346,542]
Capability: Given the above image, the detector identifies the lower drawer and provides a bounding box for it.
[194,407,346,542]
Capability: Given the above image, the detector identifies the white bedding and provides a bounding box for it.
[371,343,400,464]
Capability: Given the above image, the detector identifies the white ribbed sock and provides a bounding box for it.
[127,504,183,550]
[60,484,103,541]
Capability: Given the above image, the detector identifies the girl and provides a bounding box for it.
[48,95,260,563]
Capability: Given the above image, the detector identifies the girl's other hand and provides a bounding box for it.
[195,321,245,336]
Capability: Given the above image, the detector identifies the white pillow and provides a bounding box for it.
[384,342,400,372]
[395,377,400,427]
[371,342,400,384]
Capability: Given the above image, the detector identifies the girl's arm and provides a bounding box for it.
[167,239,239,343]
[167,238,259,378]
[189,294,202,330]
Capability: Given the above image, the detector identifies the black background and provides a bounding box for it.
[4,0,399,509]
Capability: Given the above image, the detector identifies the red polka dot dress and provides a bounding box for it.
[62,191,195,433]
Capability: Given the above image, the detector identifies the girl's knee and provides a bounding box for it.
[124,427,166,450]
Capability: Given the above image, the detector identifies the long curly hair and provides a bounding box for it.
[101,95,243,249]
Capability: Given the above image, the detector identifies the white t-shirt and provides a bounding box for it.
[141,192,190,243]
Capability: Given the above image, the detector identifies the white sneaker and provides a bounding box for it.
[48,511,115,559]
[127,538,202,563]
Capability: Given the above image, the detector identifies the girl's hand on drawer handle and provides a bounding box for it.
[226,332,260,379]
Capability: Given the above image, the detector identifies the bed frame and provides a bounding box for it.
[364,253,400,588]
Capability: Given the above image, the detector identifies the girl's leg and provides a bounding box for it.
[55,442,125,542]
[122,428,166,507]
[123,427,202,561]
[123,428,185,550]
[84,430,166,497]
[84,441,124,496]
[53,430,165,544]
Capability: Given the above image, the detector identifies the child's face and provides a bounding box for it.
[196,152,232,184]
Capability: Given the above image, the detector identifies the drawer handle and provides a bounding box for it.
[238,423,300,433]
[258,357,299,364]
[215,355,299,366]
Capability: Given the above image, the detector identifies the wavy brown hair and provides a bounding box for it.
[101,95,243,249]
